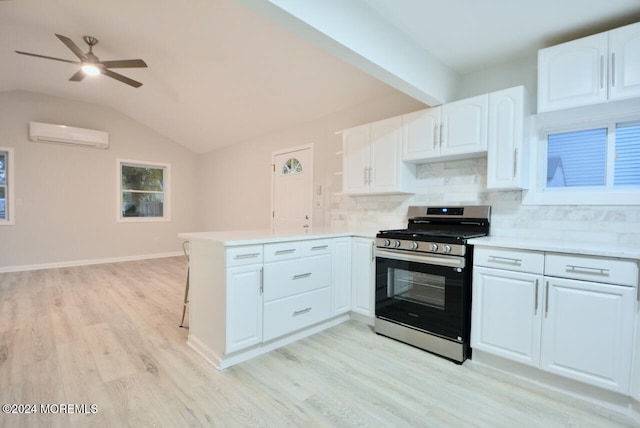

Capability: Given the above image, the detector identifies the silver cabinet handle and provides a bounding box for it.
[275,249,296,255]
[260,267,263,295]
[488,255,522,265]
[293,307,312,316]
[566,265,610,276]
[311,245,328,251]
[534,279,539,314]
[234,252,260,259]
[611,53,616,87]
[513,148,518,178]
[293,272,312,280]
[545,281,550,318]
[371,241,375,262]
[433,124,438,148]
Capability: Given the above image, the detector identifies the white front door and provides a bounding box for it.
[272,145,313,231]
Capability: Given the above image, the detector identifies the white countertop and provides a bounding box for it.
[178,226,378,246]
[468,236,640,260]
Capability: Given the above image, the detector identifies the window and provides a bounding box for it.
[281,157,303,174]
[0,147,14,225]
[525,117,640,205]
[118,159,170,222]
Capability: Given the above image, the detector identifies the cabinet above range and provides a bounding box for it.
[340,86,531,194]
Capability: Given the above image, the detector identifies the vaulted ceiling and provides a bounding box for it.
[2,0,640,154]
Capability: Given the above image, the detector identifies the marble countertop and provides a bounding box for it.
[468,236,640,260]
[178,226,378,246]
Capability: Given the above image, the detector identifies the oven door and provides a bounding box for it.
[375,249,469,342]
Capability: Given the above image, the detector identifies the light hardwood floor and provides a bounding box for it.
[0,257,637,427]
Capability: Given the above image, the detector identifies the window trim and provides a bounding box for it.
[117,158,171,223]
[523,112,640,206]
[0,147,15,226]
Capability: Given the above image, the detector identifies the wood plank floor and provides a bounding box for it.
[0,257,637,427]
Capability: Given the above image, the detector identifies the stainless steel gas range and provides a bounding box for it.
[374,205,490,364]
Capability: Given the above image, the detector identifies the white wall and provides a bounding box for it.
[0,90,202,270]
[199,91,425,231]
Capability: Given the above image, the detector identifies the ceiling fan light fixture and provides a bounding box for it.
[81,63,100,76]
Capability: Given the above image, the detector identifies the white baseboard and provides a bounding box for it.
[0,251,183,273]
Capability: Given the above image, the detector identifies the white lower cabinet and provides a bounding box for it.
[540,276,635,393]
[351,237,375,319]
[332,237,352,315]
[472,245,638,395]
[226,264,263,353]
[472,266,542,366]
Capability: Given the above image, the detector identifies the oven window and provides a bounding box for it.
[387,268,445,310]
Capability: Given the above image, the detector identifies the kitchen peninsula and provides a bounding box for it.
[178,228,376,370]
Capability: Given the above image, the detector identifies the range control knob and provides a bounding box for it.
[383,239,390,247]
[443,244,452,254]
[393,240,401,248]
[411,242,419,250]
[430,243,439,252]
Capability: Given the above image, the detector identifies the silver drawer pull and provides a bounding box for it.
[292,272,312,280]
[311,245,328,251]
[275,249,296,255]
[234,253,260,259]
[488,255,522,265]
[566,265,610,276]
[293,307,312,316]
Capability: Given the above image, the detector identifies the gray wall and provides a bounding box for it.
[0,90,202,270]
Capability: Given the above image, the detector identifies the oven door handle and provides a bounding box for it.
[376,249,465,269]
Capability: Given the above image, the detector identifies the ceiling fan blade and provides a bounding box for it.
[101,59,147,69]
[55,33,88,61]
[69,70,85,82]
[15,50,79,64]
[102,68,143,88]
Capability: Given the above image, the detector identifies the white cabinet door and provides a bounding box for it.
[342,119,413,195]
[226,265,263,353]
[487,86,529,190]
[540,277,635,394]
[402,107,441,162]
[609,21,640,101]
[332,237,352,315]
[370,116,403,193]
[471,266,543,367]
[441,94,488,157]
[351,237,375,319]
[342,123,370,194]
[538,32,608,112]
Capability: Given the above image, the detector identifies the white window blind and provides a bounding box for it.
[614,123,640,187]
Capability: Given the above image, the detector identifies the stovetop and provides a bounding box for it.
[376,229,487,244]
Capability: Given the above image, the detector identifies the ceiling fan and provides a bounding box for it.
[15,34,148,88]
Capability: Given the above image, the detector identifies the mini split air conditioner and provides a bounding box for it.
[28,121,109,149]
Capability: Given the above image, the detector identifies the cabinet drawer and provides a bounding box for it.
[263,254,332,302]
[545,253,638,286]
[301,239,332,257]
[263,287,332,341]
[474,247,544,274]
[264,241,301,262]
[226,245,263,267]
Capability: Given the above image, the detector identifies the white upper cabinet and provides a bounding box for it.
[342,117,415,195]
[609,21,640,101]
[487,86,530,190]
[538,21,640,112]
[402,107,441,161]
[441,94,489,157]
[401,94,488,164]
[342,123,371,194]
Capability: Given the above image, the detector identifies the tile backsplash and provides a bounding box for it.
[330,157,640,246]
